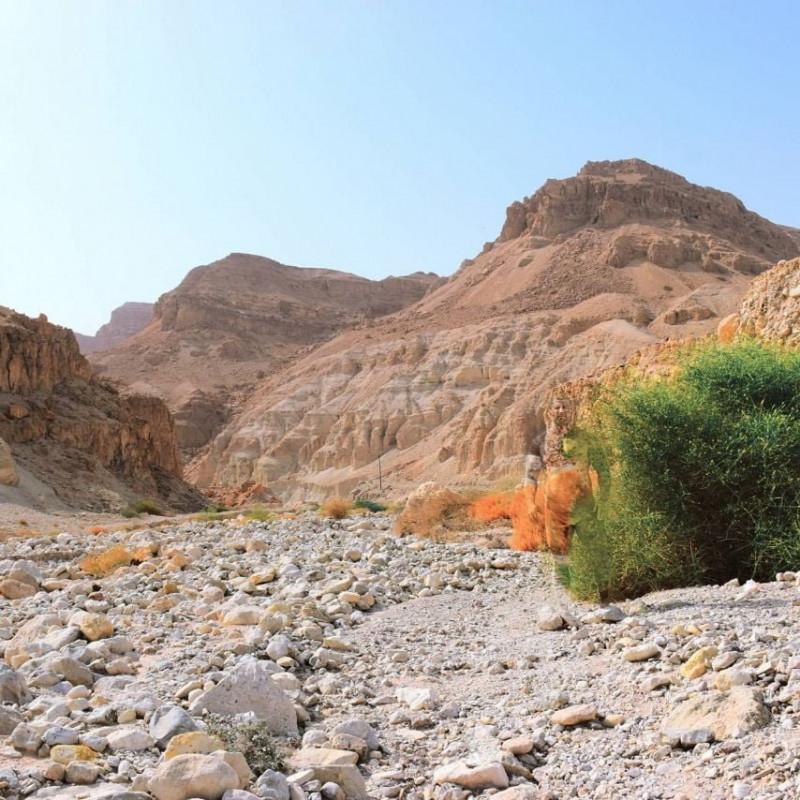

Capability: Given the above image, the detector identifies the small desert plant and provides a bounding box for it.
[120,499,165,518]
[78,543,153,577]
[204,714,286,774]
[469,491,514,522]
[245,506,275,522]
[353,497,388,513]
[321,497,351,519]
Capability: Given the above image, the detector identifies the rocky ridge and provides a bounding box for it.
[90,255,442,459]
[0,307,201,512]
[75,304,154,355]
[190,160,799,501]
[0,514,799,799]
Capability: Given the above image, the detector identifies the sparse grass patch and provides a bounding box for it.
[244,506,275,522]
[353,497,388,513]
[120,499,165,518]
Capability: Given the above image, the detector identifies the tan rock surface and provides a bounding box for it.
[74,302,153,354]
[0,306,203,513]
[90,255,441,458]
[663,687,770,741]
[190,160,798,501]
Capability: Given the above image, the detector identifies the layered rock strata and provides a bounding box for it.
[0,307,202,511]
[191,160,798,501]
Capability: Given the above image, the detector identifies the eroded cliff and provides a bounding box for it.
[189,160,799,501]
[0,307,202,511]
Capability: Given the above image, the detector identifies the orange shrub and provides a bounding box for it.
[87,525,108,535]
[321,497,351,519]
[79,543,154,577]
[469,492,514,522]
[509,468,590,554]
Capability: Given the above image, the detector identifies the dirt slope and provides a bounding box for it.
[189,159,798,501]
[90,255,441,459]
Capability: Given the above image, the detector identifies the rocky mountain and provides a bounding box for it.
[189,159,799,501]
[0,307,202,512]
[89,255,442,459]
[74,302,154,354]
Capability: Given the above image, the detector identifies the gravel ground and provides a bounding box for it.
[0,513,798,800]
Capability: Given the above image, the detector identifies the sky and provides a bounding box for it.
[1,1,799,334]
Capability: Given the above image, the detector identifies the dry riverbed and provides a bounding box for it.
[0,513,798,799]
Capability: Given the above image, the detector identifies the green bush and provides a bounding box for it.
[203,713,286,774]
[353,497,388,513]
[120,499,165,518]
[565,340,800,600]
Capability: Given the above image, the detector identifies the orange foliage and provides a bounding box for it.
[469,492,514,522]
[509,468,590,554]
[79,543,155,577]
[321,497,351,519]
[87,525,108,535]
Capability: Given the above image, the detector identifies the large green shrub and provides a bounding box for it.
[565,340,800,600]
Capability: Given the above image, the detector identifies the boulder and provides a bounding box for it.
[0,664,31,705]
[149,704,200,749]
[433,761,509,790]
[148,754,239,800]
[663,687,770,741]
[188,658,298,736]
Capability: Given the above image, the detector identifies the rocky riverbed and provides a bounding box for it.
[0,513,799,800]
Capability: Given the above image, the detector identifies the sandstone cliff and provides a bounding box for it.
[90,254,442,458]
[0,307,202,511]
[74,302,153,354]
[189,160,798,502]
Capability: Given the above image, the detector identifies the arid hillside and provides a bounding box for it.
[74,301,154,354]
[189,159,799,501]
[89,255,442,458]
[0,306,202,512]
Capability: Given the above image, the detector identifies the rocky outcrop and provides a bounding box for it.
[0,306,202,511]
[91,255,442,459]
[190,160,798,502]
[74,302,153,354]
[733,257,800,345]
[498,159,796,271]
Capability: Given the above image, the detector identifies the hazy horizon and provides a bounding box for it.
[2,1,799,334]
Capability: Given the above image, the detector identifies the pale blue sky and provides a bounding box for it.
[1,1,798,334]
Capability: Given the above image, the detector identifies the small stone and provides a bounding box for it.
[550,704,598,726]
[65,761,102,784]
[70,610,114,641]
[537,606,566,631]
[624,643,661,662]
[502,735,535,755]
[165,731,226,760]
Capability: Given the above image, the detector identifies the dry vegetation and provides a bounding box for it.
[320,497,351,519]
[78,543,157,577]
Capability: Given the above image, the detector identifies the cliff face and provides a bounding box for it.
[1,312,91,393]
[0,306,201,511]
[189,160,799,501]
[74,302,153,354]
[90,254,442,459]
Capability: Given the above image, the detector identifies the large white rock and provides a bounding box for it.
[188,658,298,736]
[148,754,239,800]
